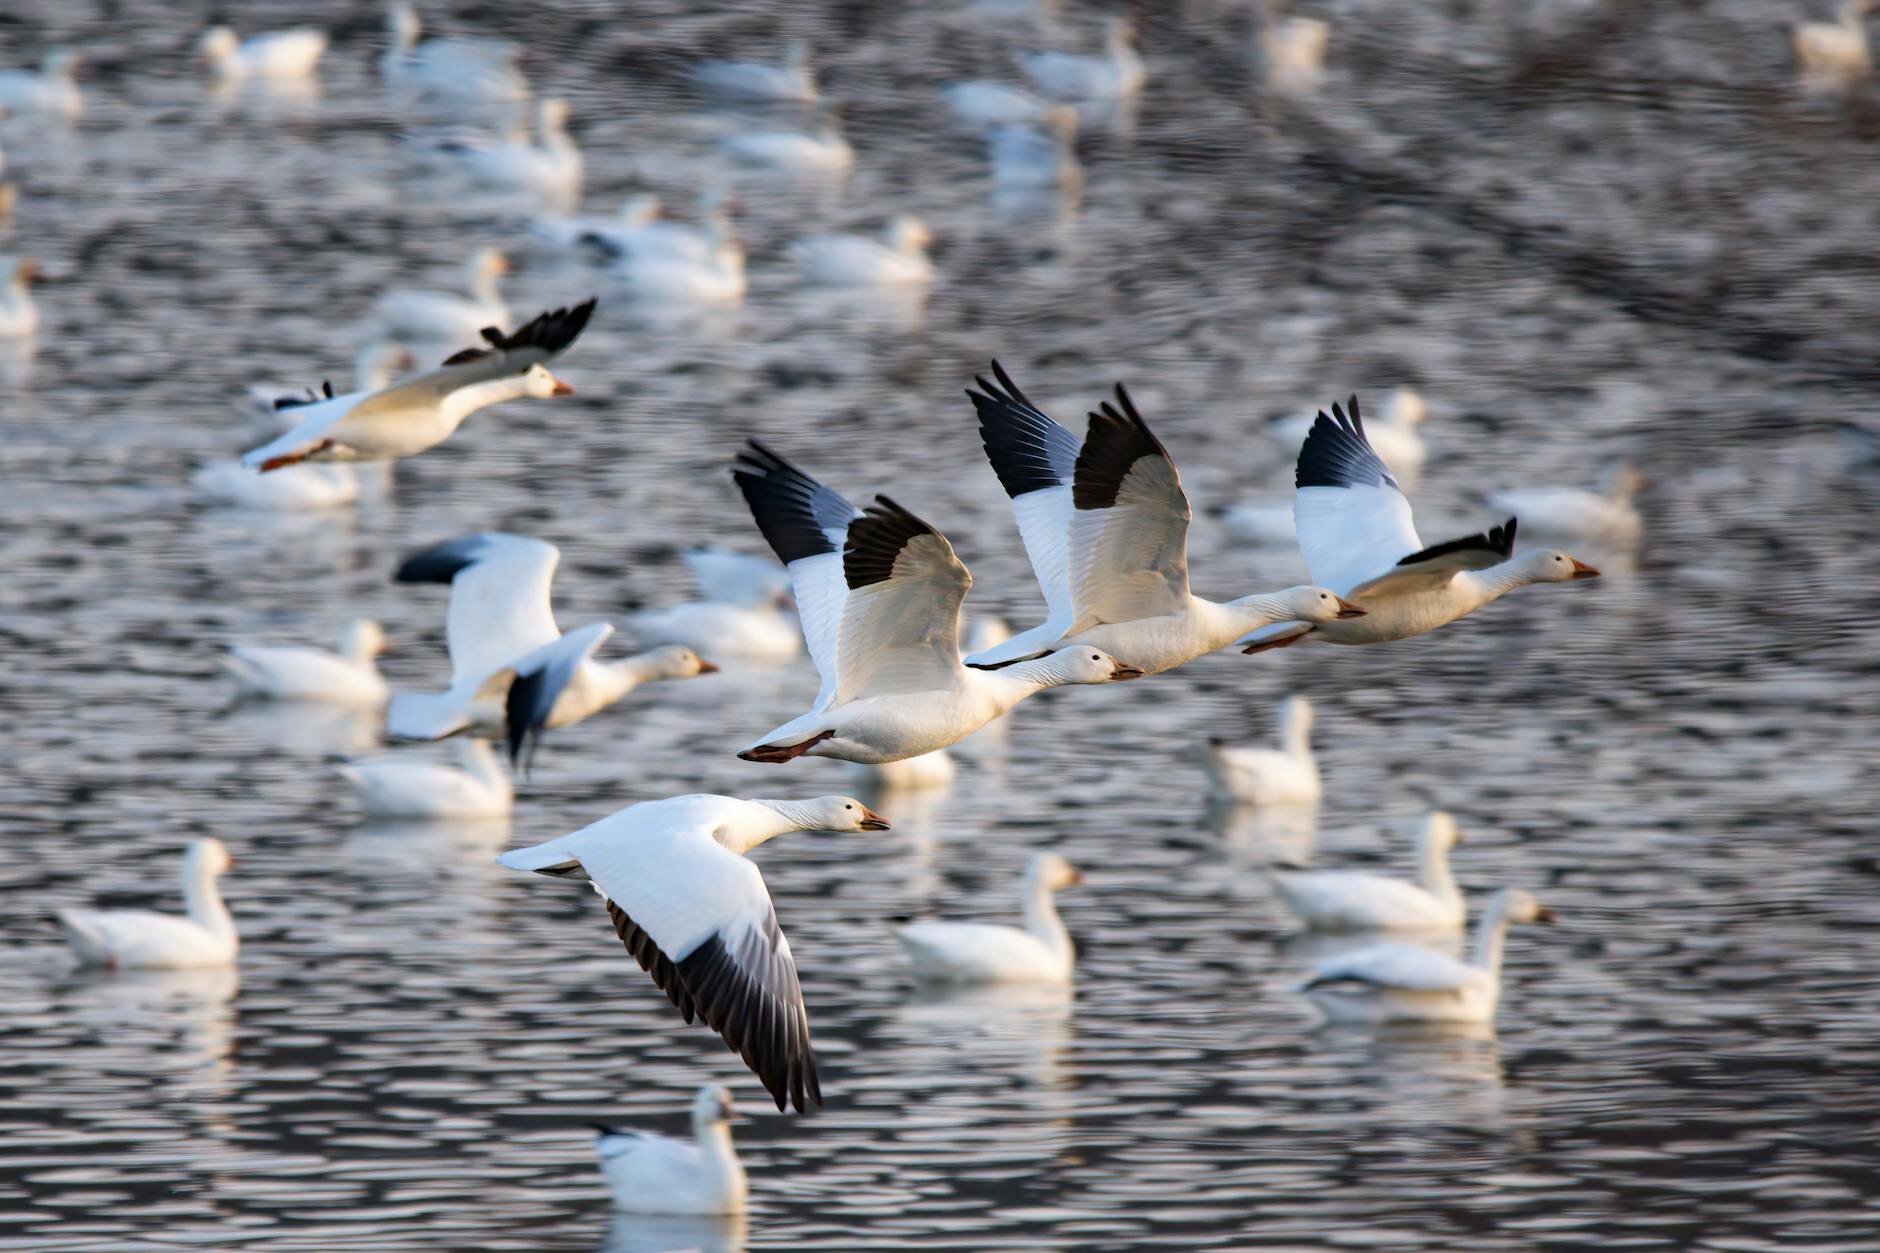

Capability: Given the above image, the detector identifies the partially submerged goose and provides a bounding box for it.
[387,532,717,765]
[594,1085,748,1215]
[1274,811,1466,933]
[59,839,237,970]
[899,853,1083,984]
[0,256,42,339]
[1299,887,1553,1025]
[372,247,510,347]
[1486,464,1644,547]
[199,25,328,82]
[498,793,892,1111]
[791,216,934,287]
[240,299,593,472]
[1203,695,1321,807]
[690,42,818,103]
[963,362,1361,676]
[338,735,513,819]
[731,441,1141,765]
[225,619,387,706]
[1239,399,1600,653]
[1022,17,1146,100]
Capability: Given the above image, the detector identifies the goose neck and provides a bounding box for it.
[1021,871,1072,962]
[1415,823,1461,907]
[441,373,532,425]
[184,858,235,941]
[694,1118,747,1206]
[1470,895,1514,976]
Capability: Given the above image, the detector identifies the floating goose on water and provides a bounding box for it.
[498,793,891,1111]
[849,750,956,792]
[1239,399,1600,653]
[1217,497,1296,546]
[241,299,592,472]
[1275,811,1465,933]
[372,247,510,348]
[1022,17,1146,100]
[0,256,41,339]
[691,42,818,103]
[1485,464,1644,547]
[388,532,717,764]
[1268,387,1426,480]
[199,25,328,82]
[1793,0,1872,88]
[1258,2,1329,97]
[963,362,1362,675]
[791,215,934,287]
[899,853,1083,984]
[1203,694,1320,807]
[722,121,854,175]
[528,194,664,256]
[988,106,1080,190]
[731,441,1142,765]
[338,735,512,819]
[594,1084,747,1215]
[626,548,800,664]
[1299,887,1553,1025]
[943,80,1050,130]
[612,217,746,306]
[0,50,82,119]
[58,839,237,970]
[225,619,388,706]
[442,99,582,203]
[382,2,528,111]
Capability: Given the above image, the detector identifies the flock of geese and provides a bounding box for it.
[5,1,1669,1223]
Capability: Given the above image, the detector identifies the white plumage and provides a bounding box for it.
[1486,464,1644,547]
[443,99,582,203]
[791,216,934,287]
[199,26,328,82]
[372,248,510,348]
[338,736,512,819]
[0,256,41,339]
[626,548,800,665]
[0,49,82,119]
[1022,17,1146,100]
[594,1085,748,1215]
[1203,695,1320,807]
[381,2,528,111]
[1274,811,1466,933]
[722,125,854,175]
[943,80,1050,131]
[58,840,238,970]
[899,853,1083,984]
[691,43,818,103]
[224,619,388,707]
[1794,0,1872,89]
[1267,387,1427,480]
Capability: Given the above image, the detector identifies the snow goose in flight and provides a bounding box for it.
[791,216,934,288]
[962,362,1362,675]
[381,2,528,111]
[691,42,818,103]
[199,26,328,83]
[1486,464,1644,547]
[899,853,1082,984]
[58,840,237,970]
[240,298,593,472]
[730,441,1142,765]
[224,619,387,706]
[498,793,892,1111]
[0,257,42,339]
[372,247,510,348]
[1274,811,1466,934]
[338,736,512,819]
[239,342,416,427]
[1202,694,1320,807]
[1239,399,1600,654]
[0,50,82,120]
[626,549,800,665]
[1268,386,1426,481]
[387,532,718,766]
[1022,17,1146,100]
[1299,887,1552,1025]
[594,1084,747,1215]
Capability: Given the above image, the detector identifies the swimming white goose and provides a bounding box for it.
[899,853,1083,984]
[612,217,746,306]
[691,42,818,103]
[1203,695,1320,807]
[731,441,1142,765]
[626,549,801,664]
[1258,3,1329,97]
[1268,387,1426,479]
[962,362,1363,676]
[372,247,510,348]
[498,793,892,1110]
[1794,0,1871,88]
[0,50,82,119]
[381,2,528,110]
[1022,17,1146,100]
[444,98,582,203]
[594,1085,748,1215]
[988,105,1081,190]
[1274,811,1466,933]
[942,80,1050,130]
[199,25,327,82]
[1485,464,1644,547]
[241,299,592,472]
[1238,399,1601,654]
[338,735,512,819]
[387,532,718,765]
[58,839,238,970]
[791,216,934,288]
[722,122,854,175]
[0,256,41,339]
[1299,887,1553,1025]
[225,619,388,706]
[528,194,664,256]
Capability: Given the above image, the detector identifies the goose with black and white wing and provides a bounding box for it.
[498,793,892,1111]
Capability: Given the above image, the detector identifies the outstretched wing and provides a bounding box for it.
[1292,397,1426,596]
[504,622,614,768]
[1350,519,1518,600]
[395,532,563,685]
[1065,383,1192,630]
[833,497,971,704]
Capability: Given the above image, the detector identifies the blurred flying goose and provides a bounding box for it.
[1202,695,1320,807]
[690,42,818,103]
[58,839,238,970]
[1022,17,1146,100]
[962,362,1361,675]
[372,247,510,347]
[1274,811,1466,933]
[899,852,1083,984]
[498,793,892,1111]
[338,735,512,819]
[199,25,328,82]
[790,215,933,287]
[224,619,388,706]
[1239,399,1600,653]
[387,532,717,765]
[241,299,593,471]
[594,1084,748,1215]
[731,441,1141,765]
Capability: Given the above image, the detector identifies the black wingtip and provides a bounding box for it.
[1072,381,1170,511]
[971,360,1082,499]
[504,667,549,769]
[394,534,487,585]
[1395,516,1518,568]
[1295,395,1399,492]
[443,297,598,367]
[732,440,855,566]
[844,495,937,590]
[590,1122,623,1137]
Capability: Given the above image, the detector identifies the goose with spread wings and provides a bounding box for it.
[963,363,1363,676]
[240,299,594,473]
[498,793,892,1112]
[386,532,717,766]
[731,441,1141,765]
[1238,399,1600,654]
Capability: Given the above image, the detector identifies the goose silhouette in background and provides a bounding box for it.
[224,619,388,706]
[58,840,238,970]
[594,1084,748,1215]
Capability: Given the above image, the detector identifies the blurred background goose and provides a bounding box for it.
[1267,386,1427,480]
[338,736,512,819]
[382,2,528,111]
[791,215,933,287]
[1022,17,1145,100]
[224,619,388,706]
[58,839,237,970]
[942,79,1049,130]
[1274,811,1466,933]
[988,105,1080,190]
[691,42,818,103]
[594,1085,747,1215]
[0,49,82,119]
[899,853,1083,984]
[1486,464,1644,547]
[0,257,41,338]
[528,193,663,256]
[625,548,800,664]
[722,119,854,175]
[1202,695,1321,807]
[612,217,746,306]
[443,98,582,204]
[199,25,328,83]
[1794,0,1871,89]
[371,247,510,348]
[1258,1,1329,96]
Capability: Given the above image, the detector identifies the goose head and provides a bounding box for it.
[1284,585,1367,622]
[342,619,386,662]
[806,796,892,831]
[537,97,571,135]
[887,214,934,255]
[1104,16,1138,52]
[1421,810,1462,853]
[692,1083,737,1129]
[618,193,663,227]
[1043,104,1080,140]
[388,3,422,51]
[518,362,575,398]
[1278,693,1314,735]
[199,27,241,74]
[188,837,235,879]
[1386,387,1428,428]
[1,257,41,291]
[1028,851,1084,892]
[1045,646,1143,683]
[44,49,80,80]
[640,644,720,679]
[467,247,510,287]
[1510,549,1601,583]
[1498,888,1556,926]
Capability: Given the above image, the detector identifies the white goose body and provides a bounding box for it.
[1794,0,1871,86]
[225,619,388,706]
[899,853,1082,984]
[448,99,582,202]
[339,736,512,819]
[962,363,1360,676]
[373,248,510,347]
[1486,465,1643,547]
[626,547,798,662]
[58,840,237,970]
[614,229,747,306]
[1275,812,1465,933]
[0,51,82,119]
[850,750,956,791]
[1023,17,1145,100]
[723,128,854,175]
[201,26,328,81]
[1203,695,1320,807]
[1239,398,1600,654]
[1300,888,1553,1025]
[988,107,1080,189]
[0,257,41,339]
[944,81,1050,130]
[381,3,528,109]
[595,1086,747,1215]
[791,216,934,287]
[691,43,817,103]
[731,442,1141,766]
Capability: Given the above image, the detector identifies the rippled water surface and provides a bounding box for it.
[3,1,1878,1249]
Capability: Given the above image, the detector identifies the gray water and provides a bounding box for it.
[2,1,1878,1249]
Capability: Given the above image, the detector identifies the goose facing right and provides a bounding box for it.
[58,839,238,970]
[1274,811,1466,933]
[595,1084,747,1215]
[498,793,892,1111]
[899,853,1083,984]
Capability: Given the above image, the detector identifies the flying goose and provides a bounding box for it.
[240,298,593,472]
[199,25,328,82]
[1274,811,1466,933]
[1266,387,1427,481]
[1239,399,1600,653]
[224,619,388,706]
[898,852,1083,984]
[386,532,717,765]
[1022,16,1146,100]
[498,793,892,1111]
[58,839,237,970]
[594,1084,748,1215]
[731,441,1142,765]
[963,363,1362,675]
